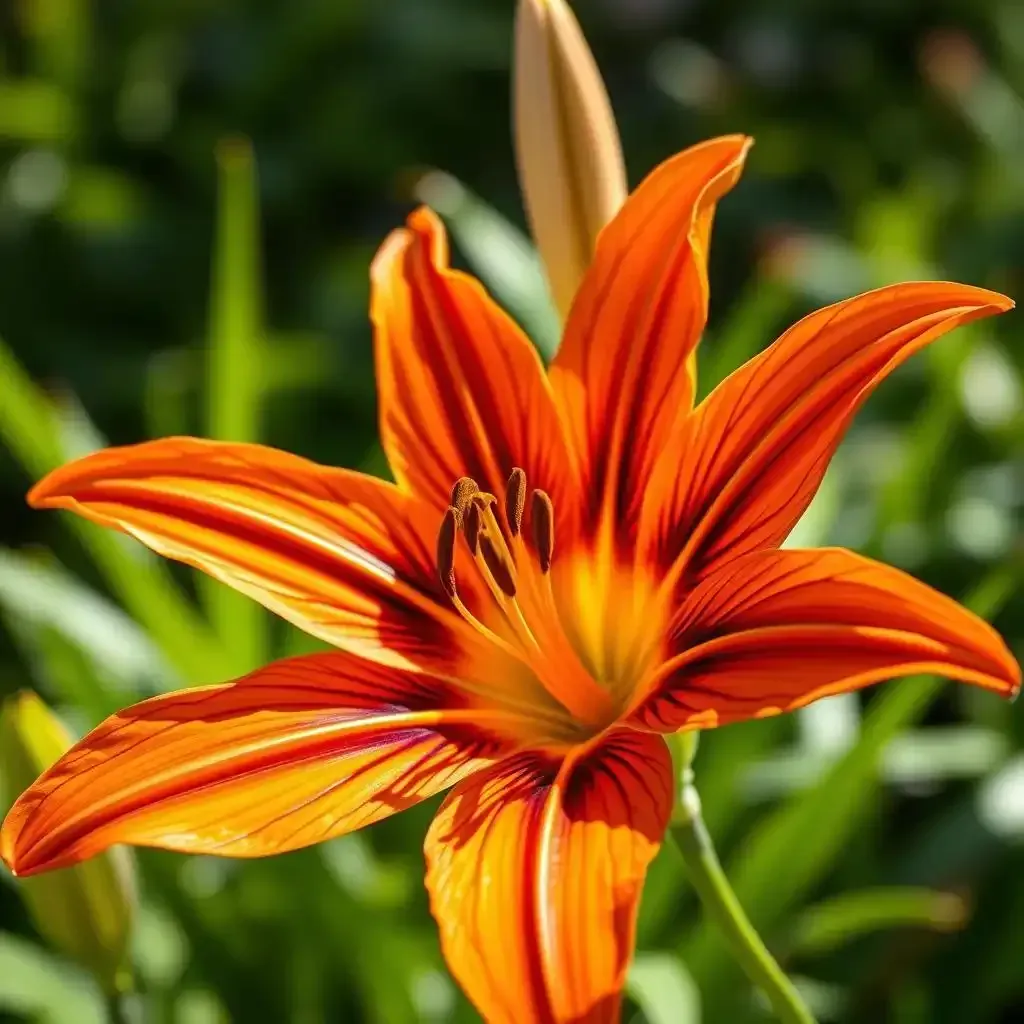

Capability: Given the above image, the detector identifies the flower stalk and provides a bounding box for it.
[670,734,816,1024]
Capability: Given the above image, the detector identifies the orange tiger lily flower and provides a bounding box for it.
[1,135,1019,1023]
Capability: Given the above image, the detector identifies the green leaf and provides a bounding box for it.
[0,548,170,698]
[0,333,230,685]
[0,81,75,142]
[201,135,268,673]
[0,932,104,1023]
[788,888,967,958]
[627,953,701,1024]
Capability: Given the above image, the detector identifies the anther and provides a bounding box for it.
[530,490,555,572]
[437,506,460,598]
[464,500,482,554]
[479,532,518,597]
[450,477,478,515]
[505,468,526,536]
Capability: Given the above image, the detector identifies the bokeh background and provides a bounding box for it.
[2,0,1024,1021]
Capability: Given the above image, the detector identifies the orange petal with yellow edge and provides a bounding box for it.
[632,548,1020,732]
[370,207,578,529]
[27,437,480,675]
[424,728,672,1024]
[1,652,514,876]
[641,282,1013,580]
[549,135,751,541]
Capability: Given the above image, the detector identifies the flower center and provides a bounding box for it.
[436,470,621,732]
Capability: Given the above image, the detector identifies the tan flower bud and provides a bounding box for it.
[514,0,627,320]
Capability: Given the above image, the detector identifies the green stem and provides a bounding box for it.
[671,777,816,1024]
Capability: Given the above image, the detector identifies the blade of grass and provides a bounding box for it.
[0,548,170,704]
[787,888,966,959]
[0,335,230,684]
[202,136,267,673]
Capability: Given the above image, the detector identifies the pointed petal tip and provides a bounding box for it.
[960,284,1014,313]
[369,224,413,283]
[26,471,63,509]
[702,133,755,162]
[0,815,27,878]
[370,206,446,284]
[406,204,442,234]
[1001,652,1022,702]
[918,281,1013,313]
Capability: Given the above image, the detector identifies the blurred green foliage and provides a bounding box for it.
[1,0,1023,1022]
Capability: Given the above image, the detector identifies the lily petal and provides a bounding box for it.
[370,206,576,524]
[549,136,751,540]
[1,653,509,876]
[641,282,1013,580]
[424,728,671,1024]
[28,437,473,674]
[633,548,1020,732]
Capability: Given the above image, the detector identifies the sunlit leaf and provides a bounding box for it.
[0,932,104,1023]
[202,135,268,672]
[627,952,701,1024]
[788,888,967,957]
[0,334,230,684]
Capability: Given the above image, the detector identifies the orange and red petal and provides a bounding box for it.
[370,207,578,529]
[0,652,517,876]
[640,282,1013,581]
[632,548,1020,731]
[549,135,750,544]
[28,437,481,675]
[424,728,672,1024]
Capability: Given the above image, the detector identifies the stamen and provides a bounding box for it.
[479,531,517,597]
[434,477,616,733]
[437,506,460,598]
[450,477,478,515]
[464,500,482,554]
[531,489,555,572]
[505,468,526,536]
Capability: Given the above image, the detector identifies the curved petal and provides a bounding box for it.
[641,282,1013,580]
[632,548,1020,732]
[28,437,479,674]
[549,136,751,539]
[370,206,577,527]
[424,728,671,1024]
[0,653,516,876]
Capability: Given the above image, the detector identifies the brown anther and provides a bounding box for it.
[437,506,460,598]
[479,532,518,597]
[505,468,526,536]
[464,500,482,554]
[450,477,478,515]
[530,490,555,572]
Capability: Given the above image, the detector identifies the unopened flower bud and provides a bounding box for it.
[514,0,627,319]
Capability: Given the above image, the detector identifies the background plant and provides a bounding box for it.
[1,1,1023,1022]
